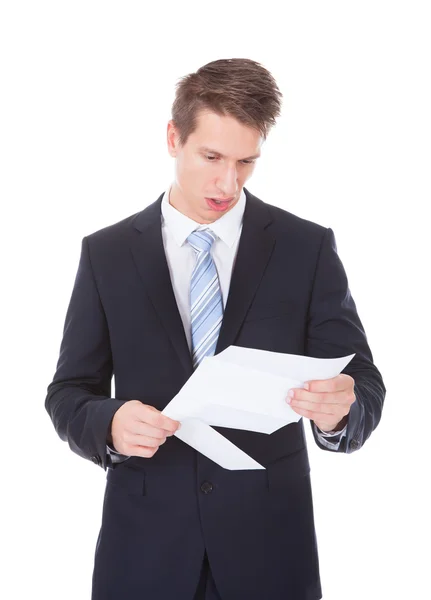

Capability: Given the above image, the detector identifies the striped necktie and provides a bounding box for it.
[187,228,224,369]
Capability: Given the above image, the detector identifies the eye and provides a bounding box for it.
[204,155,255,164]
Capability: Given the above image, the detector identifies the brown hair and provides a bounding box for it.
[171,58,283,146]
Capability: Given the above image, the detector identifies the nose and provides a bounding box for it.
[216,164,238,198]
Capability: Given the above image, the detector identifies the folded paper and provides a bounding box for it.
[162,346,355,470]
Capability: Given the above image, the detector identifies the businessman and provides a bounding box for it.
[45,58,385,600]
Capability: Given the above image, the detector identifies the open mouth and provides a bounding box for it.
[205,197,234,211]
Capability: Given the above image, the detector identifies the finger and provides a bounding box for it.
[130,422,174,439]
[124,433,167,448]
[139,405,181,433]
[305,374,353,394]
[288,388,347,406]
[288,398,338,415]
[289,405,337,422]
[127,445,159,459]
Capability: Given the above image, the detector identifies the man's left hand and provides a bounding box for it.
[286,373,356,432]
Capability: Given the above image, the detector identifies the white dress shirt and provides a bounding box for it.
[108,186,347,462]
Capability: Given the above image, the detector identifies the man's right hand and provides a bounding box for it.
[110,400,181,458]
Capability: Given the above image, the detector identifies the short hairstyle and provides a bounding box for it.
[171,58,283,146]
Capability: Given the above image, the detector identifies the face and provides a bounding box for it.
[167,110,263,224]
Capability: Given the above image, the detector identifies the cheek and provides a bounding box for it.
[191,166,215,191]
[243,164,256,180]
[182,157,206,179]
[177,159,201,187]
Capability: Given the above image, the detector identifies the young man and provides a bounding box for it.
[45,58,385,600]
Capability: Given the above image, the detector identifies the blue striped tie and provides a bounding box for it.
[187,228,223,369]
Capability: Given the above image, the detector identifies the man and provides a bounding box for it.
[45,58,385,600]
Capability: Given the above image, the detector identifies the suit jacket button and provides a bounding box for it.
[91,455,101,465]
[349,439,360,450]
[200,481,214,494]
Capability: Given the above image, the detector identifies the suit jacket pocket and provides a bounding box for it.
[106,462,146,496]
[266,446,310,493]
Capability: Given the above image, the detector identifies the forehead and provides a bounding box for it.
[189,109,263,157]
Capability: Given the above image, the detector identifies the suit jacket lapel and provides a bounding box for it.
[215,188,275,354]
[129,188,275,375]
[129,194,194,376]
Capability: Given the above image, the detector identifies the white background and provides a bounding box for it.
[1,1,430,598]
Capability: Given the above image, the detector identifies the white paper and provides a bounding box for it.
[162,346,355,470]
[174,418,264,470]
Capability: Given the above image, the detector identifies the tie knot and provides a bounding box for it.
[187,228,216,254]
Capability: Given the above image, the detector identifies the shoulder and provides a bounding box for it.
[84,190,164,244]
[85,211,142,246]
[267,202,327,236]
[245,188,330,245]
[83,194,162,252]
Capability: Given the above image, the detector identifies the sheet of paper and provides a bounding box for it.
[162,346,355,470]
[175,418,265,470]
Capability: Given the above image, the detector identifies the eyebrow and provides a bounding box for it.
[198,146,261,161]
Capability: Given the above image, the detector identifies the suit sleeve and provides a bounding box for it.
[45,236,129,470]
[305,227,386,453]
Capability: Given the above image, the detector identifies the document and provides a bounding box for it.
[162,346,355,470]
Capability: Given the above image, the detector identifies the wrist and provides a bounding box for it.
[332,415,348,433]
[316,415,348,433]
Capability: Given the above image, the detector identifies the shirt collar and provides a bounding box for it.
[161,186,246,248]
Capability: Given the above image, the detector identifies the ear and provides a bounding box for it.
[167,120,178,157]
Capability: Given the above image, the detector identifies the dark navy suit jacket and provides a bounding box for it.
[45,188,385,600]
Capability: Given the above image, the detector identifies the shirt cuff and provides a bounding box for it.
[106,443,131,463]
[313,422,348,450]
